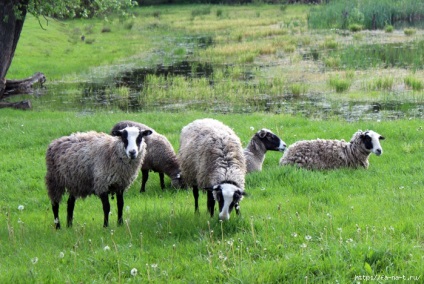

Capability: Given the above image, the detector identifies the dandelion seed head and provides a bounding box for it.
[291,232,298,238]
[250,126,254,131]
[104,245,110,251]
[31,257,38,264]
[151,263,158,269]
[131,268,138,276]
[305,235,312,241]
[59,252,65,258]
[300,243,307,248]
[18,205,24,211]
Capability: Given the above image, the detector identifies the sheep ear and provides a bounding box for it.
[258,129,267,138]
[203,186,214,192]
[112,130,123,137]
[141,130,152,137]
[204,185,220,191]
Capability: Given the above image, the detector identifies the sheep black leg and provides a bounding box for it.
[116,191,124,226]
[193,186,199,213]
[141,169,149,192]
[207,191,215,218]
[52,202,60,229]
[159,172,165,190]
[100,193,110,228]
[67,195,76,228]
[236,207,240,216]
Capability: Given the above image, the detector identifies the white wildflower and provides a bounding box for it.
[104,245,110,251]
[250,126,254,131]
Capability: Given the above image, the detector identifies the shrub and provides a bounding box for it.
[370,77,394,90]
[323,38,338,50]
[216,9,223,18]
[324,57,341,69]
[329,75,352,93]
[404,28,416,36]
[291,83,307,97]
[384,25,394,33]
[404,75,423,91]
[191,6,211,18]
[348,24,363,32]
[101,26,111,33]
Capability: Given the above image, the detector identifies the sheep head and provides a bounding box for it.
[112,126,152,159]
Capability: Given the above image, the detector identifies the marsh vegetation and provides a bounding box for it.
[7,4,423,120]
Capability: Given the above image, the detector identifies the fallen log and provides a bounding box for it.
[1,72,46,98]
[0,100,32,110]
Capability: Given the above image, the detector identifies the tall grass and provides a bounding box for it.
[308,0,424,30]
[1,109,423,282]
[334,41,424,70]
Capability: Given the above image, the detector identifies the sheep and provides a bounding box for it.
[178,118,247,221]
[244,128,286,173]
[279,130,385,170]
[45,126,152,229]
[110,120,182,193]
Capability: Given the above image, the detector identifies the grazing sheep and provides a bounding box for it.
[110,120,182,193]
[279,130,385,170]
[178,118,246,221]
[244,128,286,173]
[45,126,152,229]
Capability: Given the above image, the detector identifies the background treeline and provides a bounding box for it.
[308,0,424,30]
[137,0,323,5]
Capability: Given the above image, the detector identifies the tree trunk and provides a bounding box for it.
[0,0,37,109]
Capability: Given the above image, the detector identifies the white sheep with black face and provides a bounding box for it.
[45,126,152,229]
[178,118,247,221]
[111,121,183,193]
[244,128,286,173]
[279,130,385,170]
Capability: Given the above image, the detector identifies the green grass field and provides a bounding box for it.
[2,3,424,283]
[1,109,423,283]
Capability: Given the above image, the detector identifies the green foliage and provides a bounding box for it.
[369,76,394,91]
[1,110,424,282]
[348,24,363,32]
[384,24,394,33]
[27,0,137,19]
[404,28,416,36]
[404,75,423,91]
[290,83,307,97]
[308,0,424,30]
[329,73,352,93]
[191,6,212,18]
[334,41,424,70]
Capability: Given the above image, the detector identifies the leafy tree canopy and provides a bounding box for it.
[25,0,137,19]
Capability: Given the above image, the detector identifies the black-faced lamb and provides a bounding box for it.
[244,128,286,173]
[178,118,247,221]
[110,120,182,193]
[45,126,152,229]
[279,130,385,170]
